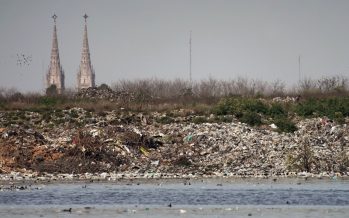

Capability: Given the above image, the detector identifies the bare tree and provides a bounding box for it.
[270,79,285,97]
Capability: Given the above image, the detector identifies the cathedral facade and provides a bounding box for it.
[46,14,95,93]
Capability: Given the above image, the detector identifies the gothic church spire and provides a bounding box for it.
[46,14,65,94]
[77,13,95,90]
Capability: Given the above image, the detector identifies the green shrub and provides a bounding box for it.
[274,117,298,133]
[212,98,236,115]
[295,98,318,117]
[295,97,349,118]
[46,84,58,96]
[192,116,208,124]
[39,96,58,107]
[240,111,261,126]
[211,115,233,123]
[334,112,345,124]
[268,103,286,117]
[213,97,268,116]
[244,99,269,114]
[156,116,175,124]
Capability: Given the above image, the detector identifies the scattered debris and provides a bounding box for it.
[269,123,277,129]
[76,85,135,102]
[0,108,348,180]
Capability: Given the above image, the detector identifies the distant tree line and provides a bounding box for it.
[0,75,348,103]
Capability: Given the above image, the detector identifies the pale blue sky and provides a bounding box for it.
[0,0,349,92]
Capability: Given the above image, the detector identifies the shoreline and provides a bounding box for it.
[1,171,347,185]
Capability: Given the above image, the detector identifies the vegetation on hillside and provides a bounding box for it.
[0,76,348,133]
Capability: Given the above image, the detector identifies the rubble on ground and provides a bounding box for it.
[0,108,348,180]
[75,86,135,102]
[272,96,298,103]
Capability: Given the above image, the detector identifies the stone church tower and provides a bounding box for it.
[77,14,95,90]
[46,14,65,94]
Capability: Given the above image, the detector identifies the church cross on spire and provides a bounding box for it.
[52,14,57,23]
[83,13,88,23]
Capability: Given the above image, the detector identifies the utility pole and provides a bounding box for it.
[189,31,192,85]
[298,55,301,83]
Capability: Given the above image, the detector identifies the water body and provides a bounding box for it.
[1,178,349,217]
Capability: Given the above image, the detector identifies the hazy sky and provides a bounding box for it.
[1,0,349,92]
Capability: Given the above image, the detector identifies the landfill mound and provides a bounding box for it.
[0,108,349,177]
[75,86,134,102]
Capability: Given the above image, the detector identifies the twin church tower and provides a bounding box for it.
[46,14,95,94]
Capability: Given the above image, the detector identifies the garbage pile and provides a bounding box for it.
[0,108,348,179]
[0,125,162,174]
[76,86,135,102]
[272,96,299,103]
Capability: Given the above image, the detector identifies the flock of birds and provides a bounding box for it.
[16,53,32,67]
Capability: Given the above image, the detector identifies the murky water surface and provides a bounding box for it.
[1,178,349,217]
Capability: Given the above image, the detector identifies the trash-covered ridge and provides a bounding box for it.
[0,108,348,180]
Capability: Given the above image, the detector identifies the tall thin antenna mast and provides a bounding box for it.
[298,55,301,83]
[189,31,192,84]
